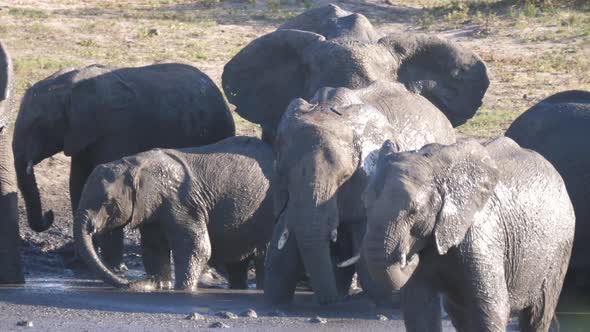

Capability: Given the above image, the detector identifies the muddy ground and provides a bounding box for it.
[1,0,590,330]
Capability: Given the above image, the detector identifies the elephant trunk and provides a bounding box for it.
[291,187,341,304]
[297,230,340,304]
[74,211,128,288]
[362,219,418,291]
[14,155,53,232]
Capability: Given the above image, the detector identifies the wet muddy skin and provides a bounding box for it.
[1,277,589,331]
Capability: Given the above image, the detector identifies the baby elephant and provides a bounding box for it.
[362,137,574,332]
[74,137,274,291]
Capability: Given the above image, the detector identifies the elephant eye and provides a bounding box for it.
[407,203,418,216]
[105,202,119,216]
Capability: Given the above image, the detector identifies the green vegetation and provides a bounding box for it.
[8,8,48,19]
[2,0,588,137]
[458,109,522,138]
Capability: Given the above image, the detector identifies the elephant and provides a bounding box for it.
[0,41,23,284]
[506,90,590,288]
[13,63,235,269]
[361,137,574,332]
[222,4,489,142]
[264,80,456,305]
[74,136,274,291]
[277,4,380,43]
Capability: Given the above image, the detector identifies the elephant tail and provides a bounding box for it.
[74,211,129,288]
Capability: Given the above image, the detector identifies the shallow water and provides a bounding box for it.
[1,275,589,331]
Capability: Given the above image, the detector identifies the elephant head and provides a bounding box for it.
[74,159,141,287]
[13,65,137,232]
[278,4,379,42]
[267,89,400,304]
[223,7,489,142]
[361,140,499,290]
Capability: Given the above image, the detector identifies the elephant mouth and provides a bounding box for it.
[385,252,420,290]
[395,252,419,271]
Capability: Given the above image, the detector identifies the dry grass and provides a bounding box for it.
[1,0,589,138]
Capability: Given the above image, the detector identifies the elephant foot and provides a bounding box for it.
[128,277,172,292]
[228,280,249,290]
[314,293,345,305]
[64,253,88,271]
[370,290,401,308]
[111,263,128,273]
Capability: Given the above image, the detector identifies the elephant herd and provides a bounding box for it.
[0,4,589,332]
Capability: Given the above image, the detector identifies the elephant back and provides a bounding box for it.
[505,90,590,273]
[63,63,235,157]
[278,4,379,43]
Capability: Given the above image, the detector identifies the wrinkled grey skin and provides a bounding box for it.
[506,90,590,289]
[278,4,380,43]
[362,138,574,332]
[75,137,274,291]
[0,41,23,284]
[223,5,489,142]
[265,80,456,305]
[14,63,235,269]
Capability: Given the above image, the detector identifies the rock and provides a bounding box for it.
[16,320,33,327]
[209,321,230,328]
[377,314,389,321]
[148,28,159,36]
[185,312,204,321]
[215,311,238,319]
[239,309,258,318]
[308,316,327,324]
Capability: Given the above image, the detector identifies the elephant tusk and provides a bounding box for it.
[399,253,407,269]
[26,160,34,175]
[277,228,289,250]
[330,229,337,243]
[337,254,360,268]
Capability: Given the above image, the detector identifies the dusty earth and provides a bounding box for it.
[1,0,590,331]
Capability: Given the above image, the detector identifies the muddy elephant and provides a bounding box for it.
[222,4,489,142]
[0,41,23,284]
[75,137,274,291]
[264,80,456,305]
[362,138,574,332]
[506,90,590,288]
[14,63,235,269]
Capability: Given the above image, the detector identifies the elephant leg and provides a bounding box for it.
[331,224,354,296]
[443,296,470,332]
[165,210,211,291]
[139,222,172,289]
[71,156,125,270]
[520,252,569,332]
[97,228,125,270]
[264,216,303,305]
[350,221,392,305]
[464,261,510,331]
[69,155,94,213]
[401,276,442,332]
[226,258,250,290]
[254,245,266,290]
[0,129,23,284]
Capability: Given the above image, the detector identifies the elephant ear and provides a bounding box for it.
[379,34,489,127]
[0,40,11,102]
[432,140,499,255]
[64,65,137,156]
[222,29,325,143]
[362,140,398,208]
[279,4,379,42]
